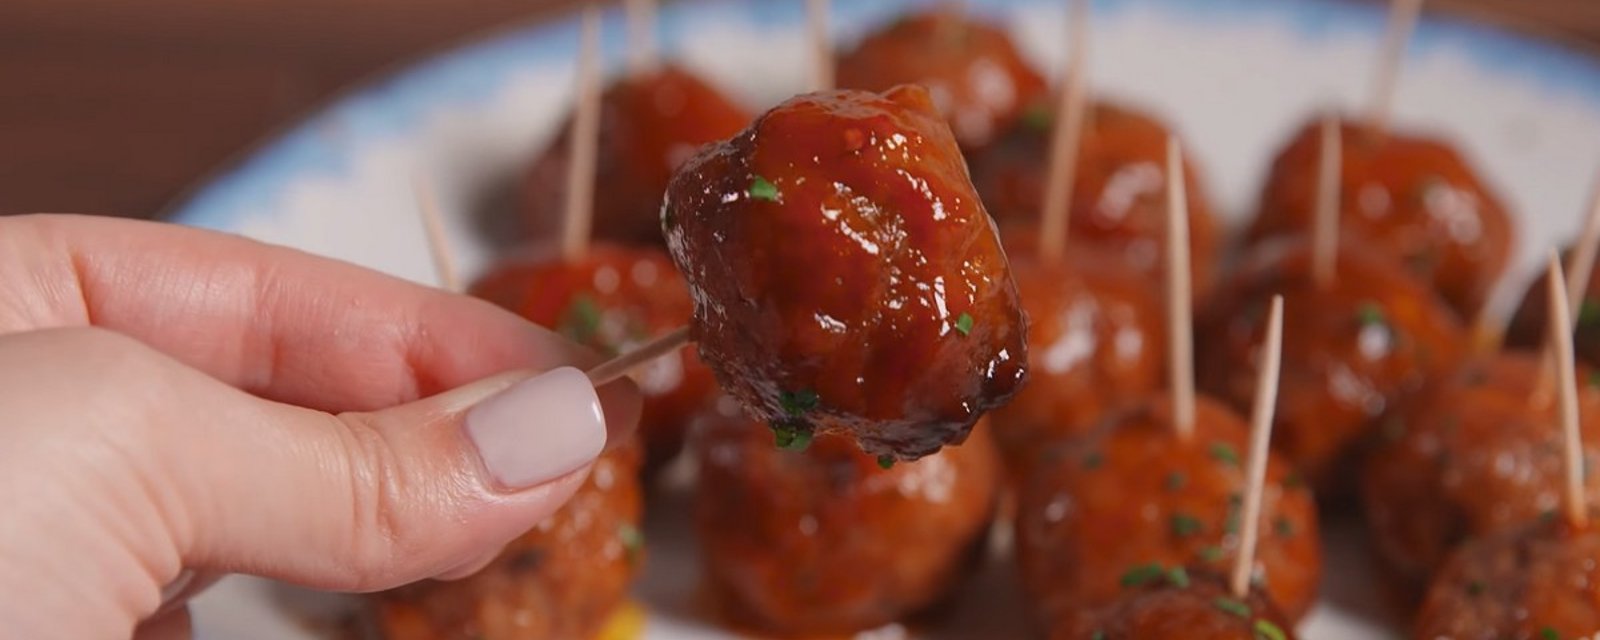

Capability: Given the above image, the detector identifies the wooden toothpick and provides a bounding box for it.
[1166,136,1196,440]
[624,0,659,76]
[1311,114,1341,288]
[1232,295,1285,597]
[807,0,833,92]
[1036,0,1091,263]
[587,326,692,385]
[1365,0,1423,139]
[561,8,603,263]
[411,176,462,293]
[1547,251,1589,529]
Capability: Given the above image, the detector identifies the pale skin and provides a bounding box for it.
[0,213,643,639]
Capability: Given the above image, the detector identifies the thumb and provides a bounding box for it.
[144,342,640,592]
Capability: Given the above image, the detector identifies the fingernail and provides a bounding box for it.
[465,367,606,491]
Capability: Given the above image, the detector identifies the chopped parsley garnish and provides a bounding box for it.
[618,523,643,565]
[1166,566,1190,588]
[771,422,813,451]
[1356,302,1388,329]
[954,312,974,336]
[749,175,780,202]
[1082,451,1105,469]
[558,295,603,344]
[1090,632,1105,640]
[1199,545,1226,563]
[1224,493,1243,534]
[1119,563,1166,588]
[1284,471,1305,490]
[1213,597,1252,618]
[877,454,896,470]
[1589,369,1600,389]
[779,389,820,417]
[1165,472,1187,491]
[1171,513,1202,537]
[1273,516,1294,537]
[1253,619,1287,640]
[1022,103,1053,132]
[1210,442,1240,466]
[1540,628,1559,640]
[1466,580,1485,596]
[1580,298,1600,328]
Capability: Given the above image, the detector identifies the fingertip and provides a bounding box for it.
[595,376,644,451]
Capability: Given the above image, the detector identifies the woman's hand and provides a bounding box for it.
[0,214,642,639]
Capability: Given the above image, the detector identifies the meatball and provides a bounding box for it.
[835,9,1046,150]
[372,442,644,640]
[1015,397,1322,628]
[1051,569,1298,640]
[1195,236,1466,495]
[523,65,751,245]
[470,243,716,471]
[989,243,1165,477]
[968,100,1222,291]
[1362,352,1600,598]
[1415,516,1600,639]
[1246,118,1514,318]
[692,395,1001,637]
[1506,247,1600,368]
[662,86,1029,460]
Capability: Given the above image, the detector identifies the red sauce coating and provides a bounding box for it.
[1362,352,1600,599]
[1506,246,1600,368]
[692,396,1001,638]
[1247,118,1514,318]
[1194,237,1466,495]
[835,10,1046,151]
[968,100,1221,292]
[989,243,1165,477]
[372,442,644,640]
[1416,516,1600,639]
[470,243,716,471]
[1015,397,1323,627]
[663,86,1028,460]
[1051,570,1299,640]
[523,65,751,245]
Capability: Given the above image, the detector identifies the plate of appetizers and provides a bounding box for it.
[171,0,1600,638]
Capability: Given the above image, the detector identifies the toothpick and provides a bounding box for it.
[587,326,692,385]
[1547,251,1588,529]
[411,176,462,293]
[807,0,833,92]
[1232,295,1284,598]
[1365,0,1423,139]
[1563,175,1600,326]
[1311,114,1341,288]
[624,0,658,76]
[562,8,603,263]
[1036,0,1091,263]
[1166,137,1196,440]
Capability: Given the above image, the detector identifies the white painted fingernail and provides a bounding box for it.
[465,367,606,491]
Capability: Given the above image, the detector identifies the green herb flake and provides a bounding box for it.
[558,295,603,344]
[1284,471,1305,490]
[1090,632,1106,640]
[1022,103,1053,132]
[1540,628,1559,640]
[1199,545,1226,563]
[1082,451,1105,470]
[1466,580,1485,596]
[1589,369,1600,389]
[1253,619,1287,640]
[1213,597,1252,619]
[617,523,644,565]
[1224,494,1243,534]
[778,389,820,417]
[771,422,814,451]
[1580,298,1600,328]
[1210,442,1241,466]
[1171,513,1203,537]
[1119,563,1166,588]
[877,454,896,470]
[1273,516,1294,537]
[1166,566,1190,588]
[954,312,974,336]
[749,175,780,202]
[1356,302,1388,329]
[1164,472,1187,491]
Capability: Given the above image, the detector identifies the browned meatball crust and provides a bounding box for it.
[1052,569,1299,640]
[663,86,1028,460]
[1416,517,1600,639]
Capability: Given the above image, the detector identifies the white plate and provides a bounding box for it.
[170,0,1600,637]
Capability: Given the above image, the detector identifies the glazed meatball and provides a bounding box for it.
[1362,352,1600,598]
[1195,237,1466,495]
[989,243,1165,477]
[968,100,1222,291]
[373,442,644,640]
[470,243,716,470]
[523,65,751,245]
[1415,516,1600,639]
[1015,397,1322,628]
[1506,247,1600,368]
[1052,569,1298,640]
[692,396,1001,638]
[1246,118,1514,318]
[663,86,1029,460]
[835,9,1046,150]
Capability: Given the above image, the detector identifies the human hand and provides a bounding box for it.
[0,214,643,639]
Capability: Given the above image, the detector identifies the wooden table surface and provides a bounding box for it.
[3,0,1597,219]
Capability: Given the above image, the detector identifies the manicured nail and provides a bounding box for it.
[465,367,606,491]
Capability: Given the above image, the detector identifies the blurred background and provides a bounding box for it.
[1,0,1596,220]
